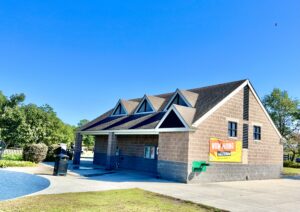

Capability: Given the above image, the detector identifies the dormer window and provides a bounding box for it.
[136,99,153,113]
[112,103,126,116]
[166,93,188,110]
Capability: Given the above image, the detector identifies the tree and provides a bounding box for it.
[77,119,95,150]
[284,133,300,161]
[0,90,75,147]
[263,88,300,160]
[21,104,75,146]
[0,107,31,147]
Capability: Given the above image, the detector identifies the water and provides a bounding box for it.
[0,170,50,201]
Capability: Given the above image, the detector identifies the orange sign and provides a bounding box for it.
[209,138,242,162]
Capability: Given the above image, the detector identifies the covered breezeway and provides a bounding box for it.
[73,132,159,175]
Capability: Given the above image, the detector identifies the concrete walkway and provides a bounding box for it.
[7,162,300,212]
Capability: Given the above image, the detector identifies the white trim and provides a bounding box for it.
[226,117,240,123]
[133,95,155,114]
[110,99,128,117]
[156,105,190,129]
[192,80,282,138]
[252,122,263,127]
[163,89,192,111]
[192,81,248,127]
[80,127,193,135]
[158,128,194,132]
[247,82,281,137]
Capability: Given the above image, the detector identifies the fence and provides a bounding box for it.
[3,148,23,155]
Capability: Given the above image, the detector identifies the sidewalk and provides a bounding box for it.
[7,163,300,212]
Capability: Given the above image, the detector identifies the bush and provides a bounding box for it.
[22,143,48,163]
[283,161,300,168]
[0,160,36,168]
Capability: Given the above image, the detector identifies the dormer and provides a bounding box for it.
[111,99,139,116]
[111,100,127,116]
[163,89,198,111]
[134,95,155,114]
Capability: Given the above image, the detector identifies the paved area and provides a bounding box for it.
[6,161,300,212]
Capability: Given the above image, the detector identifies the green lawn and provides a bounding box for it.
[282,167,300,175]
[0,189,224,212]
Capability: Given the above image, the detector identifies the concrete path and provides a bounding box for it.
[7,163,300,212]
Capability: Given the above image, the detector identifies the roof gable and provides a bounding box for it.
[119,99,139,115]
[163,89,192,111]
[80,79,272,134]
[147,95,166,111]
[111,100,127,116]
[134,95,155,114]
[178,90,199,107]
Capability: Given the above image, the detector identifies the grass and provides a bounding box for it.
[0,189,225,212]
[0,154,36,168]
[0,160,36,168]
[282,167,300,175]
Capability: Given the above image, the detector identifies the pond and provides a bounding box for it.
[0,170,50,201]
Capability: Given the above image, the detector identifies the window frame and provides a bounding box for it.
[136,99,154,114]
[253,125,262,141]
[111,102,127,116]
[228,121,238,138]
[144,145,156,160]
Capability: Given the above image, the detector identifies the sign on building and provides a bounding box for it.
[209,138,242,162]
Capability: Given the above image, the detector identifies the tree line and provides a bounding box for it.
[263,88,300,161]
[0,88,299,159]
[0,91,94,149]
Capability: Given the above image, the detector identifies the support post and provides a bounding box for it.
[106,132,117,170]
[73,132,83,165]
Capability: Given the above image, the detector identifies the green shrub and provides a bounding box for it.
[2,153,23,161]
[283,161,300,168]
[0,160,36,168]
[23,143,48,163]
[45,144,60,162]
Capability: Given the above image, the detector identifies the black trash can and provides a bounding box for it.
[53,153,69,176]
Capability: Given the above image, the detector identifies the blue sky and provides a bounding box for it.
[0,0,299,125]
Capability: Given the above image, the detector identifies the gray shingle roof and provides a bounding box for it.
[80,79,246,132]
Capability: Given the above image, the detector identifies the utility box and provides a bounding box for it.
[192,161,209,172]
[53,153,69,176]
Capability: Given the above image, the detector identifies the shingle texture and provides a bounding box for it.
[80,80,247,131]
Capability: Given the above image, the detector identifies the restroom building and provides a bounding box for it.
[74,79,283,183]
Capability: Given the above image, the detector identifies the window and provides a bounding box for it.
[159,110,185,128]
[136,99,153,113]
[112,103,126,116]
[253,126,261,140]
[144,146,156,159]
[166,93,188,110]
[228,121,238,137]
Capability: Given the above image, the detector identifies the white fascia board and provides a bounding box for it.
[163,89,192,111]
[80,128,193,135]
[247,81,282,138]
[110,99,128,117]
[156,105,190,130]
[192,80,248,127]
[157,128,195,132]
[192,80,282,138]
[133,95,155,114]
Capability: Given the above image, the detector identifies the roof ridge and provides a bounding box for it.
[187,79,247,92]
